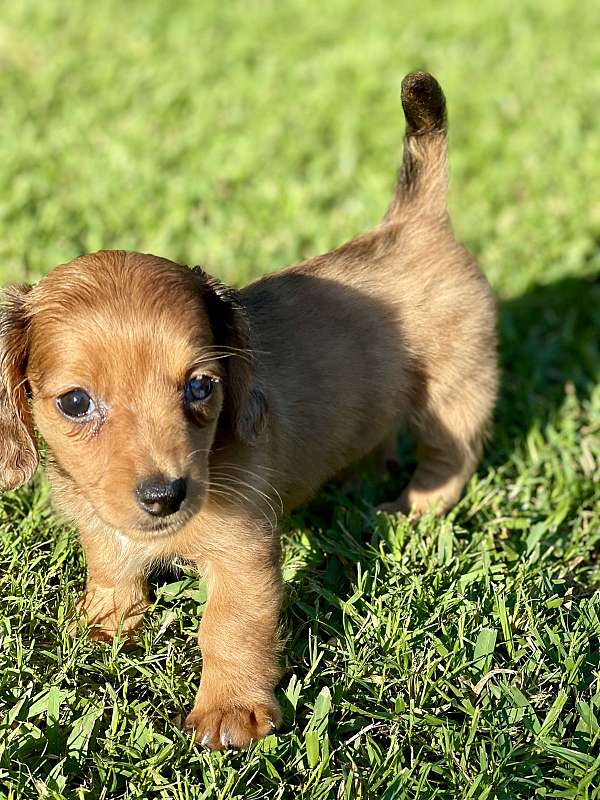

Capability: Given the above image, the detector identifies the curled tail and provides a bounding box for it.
[384,71,448,222]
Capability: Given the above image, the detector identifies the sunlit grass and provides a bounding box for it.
[0,1,599,797]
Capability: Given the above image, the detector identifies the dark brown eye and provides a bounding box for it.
[57,389,95,419]
[184,375,214,405]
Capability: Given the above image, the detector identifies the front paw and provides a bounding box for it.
[184,697,282,750]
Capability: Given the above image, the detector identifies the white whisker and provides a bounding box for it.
[210,471,280,525]
[186,447,213,463]
[210,466,284,516]
[204,478,276,532]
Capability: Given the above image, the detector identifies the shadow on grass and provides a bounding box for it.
[495,272,599,455]
[281,271,600,671]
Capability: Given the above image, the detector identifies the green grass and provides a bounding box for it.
[1,1,599,797]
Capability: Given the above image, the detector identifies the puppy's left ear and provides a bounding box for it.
[195,270,268,443]
[0,285,39,489]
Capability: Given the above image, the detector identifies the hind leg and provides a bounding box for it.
[379,425,479,517]
[379,389,492,517]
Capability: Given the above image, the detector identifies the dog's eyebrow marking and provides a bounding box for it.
[189,347,256,372]
[192,354,232,365]
[201,344,271,357]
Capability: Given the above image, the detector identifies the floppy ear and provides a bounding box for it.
[194,268,268,443]
[0,285,39,489]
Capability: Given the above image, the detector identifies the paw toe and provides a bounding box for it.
[185,701,281,750]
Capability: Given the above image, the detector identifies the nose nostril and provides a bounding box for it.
[170,477,187,507]
[135,475,187,518]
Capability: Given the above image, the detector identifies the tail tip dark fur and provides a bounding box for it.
[401,71,447,134]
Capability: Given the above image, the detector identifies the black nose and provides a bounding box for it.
[135,476,187,517]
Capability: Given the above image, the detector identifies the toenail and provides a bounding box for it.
[220,731,232,747]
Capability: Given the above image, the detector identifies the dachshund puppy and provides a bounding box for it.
[0,73,497,749]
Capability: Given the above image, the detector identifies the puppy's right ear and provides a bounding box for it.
[192,268,268,443]
[0,286,38,490]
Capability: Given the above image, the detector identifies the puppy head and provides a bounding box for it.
[0,250,266,537]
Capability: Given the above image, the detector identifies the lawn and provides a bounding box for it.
[1,1,599,798]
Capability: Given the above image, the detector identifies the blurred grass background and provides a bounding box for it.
[2,0,600,292]
[0,1,599,798]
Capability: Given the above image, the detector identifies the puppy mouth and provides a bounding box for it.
[137,515,187,535]
[134,501,201,537]
[92,498,203,541]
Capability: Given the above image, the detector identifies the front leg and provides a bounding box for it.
[71,529,150,642]
[184,522,282,749]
